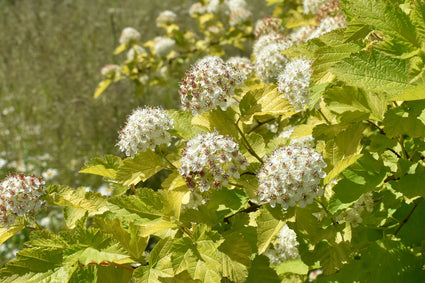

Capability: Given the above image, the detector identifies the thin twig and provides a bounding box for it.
[318,109,331,125]
[394,201,419,236]
[314,199,337,225]
[224,201,266,223]
[386,148,401,159]
[248,118,276,134]
[235,121,264,164]
[367,120,385,135]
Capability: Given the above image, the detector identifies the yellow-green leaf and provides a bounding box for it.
[94,79,111,99]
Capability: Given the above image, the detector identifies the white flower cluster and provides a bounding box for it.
[156,10,177,27]
[127,45,146,61]
[336,192,374,227]
[229,7,252,26]
[254,17,285,39]
[303,0,328,15]
[255,40,293,83]
[179,132,248,192]
[290,135,315,148]
[180,56,244,115]
[289,25,316,44]
[0,174,45,227]
[189,3,206,16]
[253,33,288,58]
[278,58,313,112]
[264,224,300,265]
[257,145,327,209]
[101,64,120,79]
[226,56,253,79]
[154,37,176,57]
[119,27,141,45]
[117,107,174,158]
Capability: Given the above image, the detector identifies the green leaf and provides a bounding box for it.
[246,255,280,283]
[313,240,351,275]
[324,154,363,184]
[343,19,372,43]
[79,155,122,179]
[392,81,425,101]
[218,231,252,282]
[64,244,133,266]
[97,265,133,283]
[191,108,239,140]
[411,0,425,42]
[275,259,309,276]
[113,44,127,55]
[159,189,187,219]
[69,265,97,283]
[394,199,425,246]
[94,79,111,99]
[257,206,285,255]
[168,110,201,139]
[383,102,425,138]
[239,85,296,123]
[332,50,409,99]
[312,43,362,83]
[94,216,149,260]
[0,225,25,246]
[396,163,425,199]
[341,0,419,57]
[115,150,164,186]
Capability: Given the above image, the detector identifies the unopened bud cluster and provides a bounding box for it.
[119,27,141,45]
[336,192,374,227]
[179,132,248,192]
[117,107,173,158]
[258,145,327,209]
[278,58,313,112]
[180,56,244,115]
[0,174,45,227]
[264,224,300,265]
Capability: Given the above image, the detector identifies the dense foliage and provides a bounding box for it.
[1,0,425,282]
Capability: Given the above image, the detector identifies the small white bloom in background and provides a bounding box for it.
[207,0,228,14]
[69,159,78,169]
[2,106,15,116]
[97,184,112,197]
[84,186,93,192]
[335,192,374,227]
[119,27,141,45]
[277,57,313,112]
[254,41,293,83]
[139,74,150,85]
[179,131,248,192]
[181,190,207,210]
[257,145,327,209]
[254,17,285,39]
[226,56,253,79]
[278,126,296,139]
[264,224,300,265]
[229,8,252,26]
[154,37,176,57]
[189,3,206,16]
[126,45,146,61]
[303,0,327,15]
[227,0,248,12]
[0,174,45,227]
[156,10,177,27]
[42,168,58,181]
[179,56,244,115]
[0,158,6,169]
[117,107,174,158]
[101,64,120,79]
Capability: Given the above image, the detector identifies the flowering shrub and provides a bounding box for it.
[1,0,425,282]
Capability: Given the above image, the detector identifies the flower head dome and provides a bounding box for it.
[119,27,141,45]
[253,33,288,58]
[303,0,328,15]
[306,15,347,40]
[277,57,313,112]
[154,37,176,57]
[180,56,244,115]
[257,145,327,209]
[264,224,300,265]
[179,131,248,192]
[0,174,45,227]
[156,10,177,27]
[229,7,252,26]
[117,107,174,158]
[254,40,293,83]
[254,17,285,39]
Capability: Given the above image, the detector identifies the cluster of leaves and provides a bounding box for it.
[1,0,425,282]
